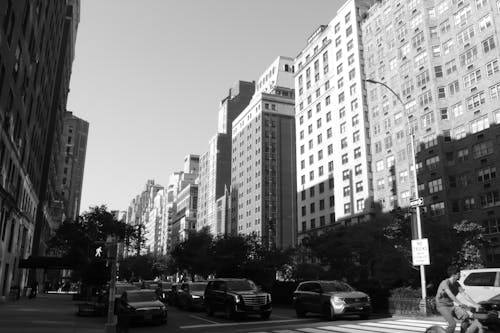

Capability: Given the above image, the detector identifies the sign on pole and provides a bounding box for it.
[411,238,430,266]
[409,197,424,207]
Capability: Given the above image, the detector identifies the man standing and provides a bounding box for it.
[435,266,483,333]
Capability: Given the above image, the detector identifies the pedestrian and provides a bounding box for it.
[435,266,483,333]
[28,280,38,299]
[116,306,130,332]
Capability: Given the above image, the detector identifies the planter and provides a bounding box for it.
[389,297,437,316]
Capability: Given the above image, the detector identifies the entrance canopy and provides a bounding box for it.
[19,256,76,269]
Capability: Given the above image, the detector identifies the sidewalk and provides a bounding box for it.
[0,293,107,333]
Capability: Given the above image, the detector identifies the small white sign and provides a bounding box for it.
[411,238,430,266]
[410,197,424,207]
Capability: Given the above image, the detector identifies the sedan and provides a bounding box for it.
[117,289,167,325]
[478,294,500,329]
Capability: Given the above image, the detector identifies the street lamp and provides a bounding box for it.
[365,78,427,314]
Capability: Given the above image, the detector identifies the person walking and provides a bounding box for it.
[435,266,483,333]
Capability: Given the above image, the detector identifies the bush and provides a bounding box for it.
[388,287,438,315]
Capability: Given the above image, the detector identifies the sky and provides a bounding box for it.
[67,0,343,214]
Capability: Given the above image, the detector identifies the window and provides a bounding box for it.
[445,59,457,74]
[430,202,445,216]
[466,91,485,110]
[417,70,430,87]
[486,59,499,76]
[459,46,478,66]
[421,112,435,128]
[418,90,433,107]
[451,103,464,117]
[412,32,425,49]
[344,203,351,214]
[448,80,459,95]
[440,19,451,33]
[454,5,471,27]
[430,26,438,39]
[480,191,500,208]
[432,45,441,57]
[410,14,423,29]
[435,66,443,78]
[399,170,408,184]
[471,116,489,134]
[457,26,475,45]
[342,154,348,164]
[414,52,427,68]
[454,125,467,139]
[440,108,448,120]
[463,69,481,88]
[438,87,446,98]
[476,0,488,9]
[482,36,496,53]
[343,186,351,197]
[376,160,384,172]
[376,178,385,190]
[428,178,443,193]
[426,155,440,170]
[355,164,362,175]
[464,271,497,287]
[472,141,494,159]
[479,15,493,32]
[478,167,497,183]
[443,39,454,55]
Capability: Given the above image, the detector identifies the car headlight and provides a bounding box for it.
[366,295,371,302]
[234,295,242,303]
[267,294,272,303]
[192,295,201,299]
[332,296,345,305]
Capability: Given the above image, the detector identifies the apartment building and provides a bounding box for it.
[294,0,376,243]
[0,0,80,298]
[197,81,255,235]
[362,0,500,265]
[231,56,297,248]
[57,111,88,221]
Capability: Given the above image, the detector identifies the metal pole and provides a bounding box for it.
[365,79,427,314]
[105,237,118,332]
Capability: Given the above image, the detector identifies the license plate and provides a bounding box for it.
[144,314,152,321]
[252,306,260,310]
[356,307,364,310]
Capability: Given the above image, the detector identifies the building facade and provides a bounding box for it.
[197,81,255,235]
[57,111,88,221]
[0,0,80,299]
[362,0,500,265]
[294,0,376,243]
[231,56,297,248]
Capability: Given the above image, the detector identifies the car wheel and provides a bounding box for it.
[224,303,234,320]
[206,303,214,316]
[260,311,271,320]
[323,304,335,321]
[295,302,306,318]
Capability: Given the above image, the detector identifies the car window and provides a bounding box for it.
[311,283,322,293]
[227,280,257,291]
[464,272,496,286]
[126,291,158,302]
[298,283,310,292]
[190,283,207,291]
[320,281,355,292]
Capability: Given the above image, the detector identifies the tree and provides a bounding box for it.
[48,205,142,292]
[211,234,251,277]
[453,220,488,269]
[170,228,213,280]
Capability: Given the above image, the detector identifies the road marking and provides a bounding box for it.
[180,318,315,329]
[188,315,219,324]
[247,319,461,333]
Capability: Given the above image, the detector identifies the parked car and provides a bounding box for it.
[204,278,272,319]
[178,281,208,311]
[478,293,500,330]
[458,268,500,304]
[115,282,139,298]
[116,289,167,325]
[292,280,371,320]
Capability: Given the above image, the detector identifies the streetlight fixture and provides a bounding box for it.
[365,78,427,314]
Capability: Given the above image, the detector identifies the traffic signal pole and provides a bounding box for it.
[105,236,118,333]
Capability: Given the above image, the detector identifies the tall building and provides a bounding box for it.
[197,81,255,235]
[0,0,80,298]
[231,56,297,248]
[294,0,376,243]
[57,111,88,221]
[362,0,500,265]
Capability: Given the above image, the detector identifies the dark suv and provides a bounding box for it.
[204,278,272,319]
[293,280,371,320]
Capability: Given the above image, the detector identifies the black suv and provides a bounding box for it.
[204,278,272,319]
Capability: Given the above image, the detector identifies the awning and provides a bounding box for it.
[18,256,76,269]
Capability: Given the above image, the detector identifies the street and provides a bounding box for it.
[0,293,454,333]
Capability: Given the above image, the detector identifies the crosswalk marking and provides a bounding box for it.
[250,319,461,333]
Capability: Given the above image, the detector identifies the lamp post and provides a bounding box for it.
[365,79,427,314]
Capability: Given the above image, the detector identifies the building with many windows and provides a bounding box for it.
[362,0,500,265]
[0,0,80,298]
[294,0,376,243]
[197,81,254,235]
[230,56,297,248]
[57,111,88,221]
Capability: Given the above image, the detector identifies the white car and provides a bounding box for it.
[457,268,500,305]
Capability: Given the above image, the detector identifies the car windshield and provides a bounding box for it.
[126,291,158,302]
[116,285,137,294]
[227,280,256,291]
[488,294,500,302]
[190,283,207,291]
[321,281,355,292]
